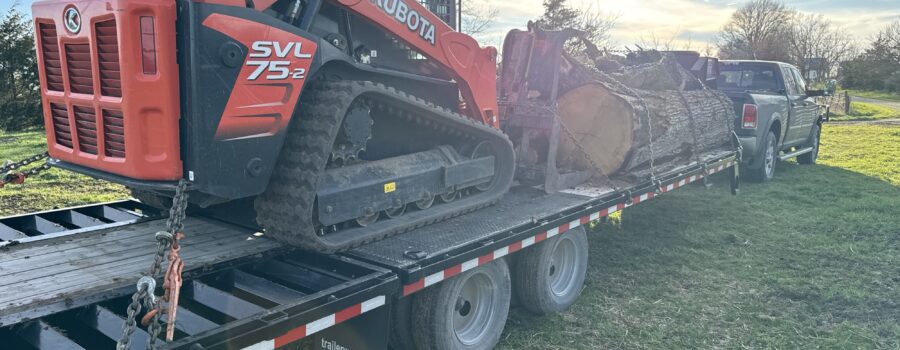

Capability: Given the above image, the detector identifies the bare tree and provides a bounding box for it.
[635,30,698,51]
[460,0,498,37]
[537,0,618,52]
[718,0,794,61]
[789,13,856,82]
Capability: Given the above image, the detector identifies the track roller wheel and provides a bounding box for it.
[439,190,459,203]
[513,226,589,315]
[412,259,511,350]
[385,205,406,219]
[415,193,435,210]
[355,211,379,227]
[469,141,497,192]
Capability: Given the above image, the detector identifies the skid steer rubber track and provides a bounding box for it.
[254,81,516,253]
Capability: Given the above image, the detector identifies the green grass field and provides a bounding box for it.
[847,89,900,103]
[1,125,898,349]
[498,124,900,349]
[0,130,127,216]
[829,102,900,122]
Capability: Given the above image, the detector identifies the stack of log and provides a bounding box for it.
[554,48,734,181]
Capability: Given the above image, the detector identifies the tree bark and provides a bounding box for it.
[555,54,734,180]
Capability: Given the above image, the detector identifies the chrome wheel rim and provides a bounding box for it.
[453,272,498,346]
[811,132,819,160]
[548,236,580,297]
[764,137,775,178]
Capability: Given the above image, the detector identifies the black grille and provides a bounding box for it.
[65,44,94,94]
[73,106,98,154]
[95,20,121,97]
[102,109,125,158]
[38,23,63,91]
[49,103,72,149]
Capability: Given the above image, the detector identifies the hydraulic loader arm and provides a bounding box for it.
[336,0,500,127]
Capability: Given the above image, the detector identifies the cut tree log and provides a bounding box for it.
[555,53,734,180]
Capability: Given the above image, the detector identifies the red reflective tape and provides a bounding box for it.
[559,222,570,233]
[403,279,425,296]
[274,324,307,348]
[444,264,463,279]
[647,192,655,199]
[508,241,523,253]
[536,231,548,242]
[580,216,590,224]
[617,203,625,211]
[334,303,362,324]
[632,195,641,204]
[599,208,609,216]
[478,252,494,265]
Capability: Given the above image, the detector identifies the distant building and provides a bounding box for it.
[805,57,826,81]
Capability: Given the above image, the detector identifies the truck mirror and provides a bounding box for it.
[806,90,826,97]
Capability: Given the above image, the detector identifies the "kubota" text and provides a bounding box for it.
[370,0,436,46]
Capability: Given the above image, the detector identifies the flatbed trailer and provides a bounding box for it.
[0,151,737,350]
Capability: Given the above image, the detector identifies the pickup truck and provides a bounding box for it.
[717,60,832,182]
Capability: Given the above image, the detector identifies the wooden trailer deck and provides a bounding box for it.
[0,216,285,326]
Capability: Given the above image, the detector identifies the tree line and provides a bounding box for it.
[0,7,40,131]
[717,0,900,92]
[840,22,900,92]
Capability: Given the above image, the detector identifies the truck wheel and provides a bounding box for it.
[797,124,820,165]
[513,226,588,315]
[748,131,777,182]
[412,259,511,350]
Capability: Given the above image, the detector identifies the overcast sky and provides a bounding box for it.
[6,0,898,51]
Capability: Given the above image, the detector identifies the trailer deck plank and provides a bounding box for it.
[348,187,597,268]
[0,216,284,327]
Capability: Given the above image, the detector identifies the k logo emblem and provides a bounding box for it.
[64,6,81,34]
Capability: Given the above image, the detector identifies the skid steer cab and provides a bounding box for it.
[31,0,516,251]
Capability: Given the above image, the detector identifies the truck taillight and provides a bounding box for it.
[140,16,157,74]
[742,104,758,129]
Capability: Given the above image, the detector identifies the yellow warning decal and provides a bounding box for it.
[384,182,396,193]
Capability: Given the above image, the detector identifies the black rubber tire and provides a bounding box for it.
[389,296,417,350]
[797,124,820,165]
[513,226,589,315]
[747,131,777,183]
[412,259,511,350]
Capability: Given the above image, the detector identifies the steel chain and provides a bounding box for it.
[117,179,189,350]
[555,112,623,193]
[1,152,50,187]
[594,71,662,186]
[1,151,48,173]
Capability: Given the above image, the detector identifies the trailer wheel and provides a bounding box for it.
[412,259,511,350]
[389,296,417,350]
[513,226,588,315]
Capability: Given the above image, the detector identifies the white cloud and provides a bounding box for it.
[474,0,899,52]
